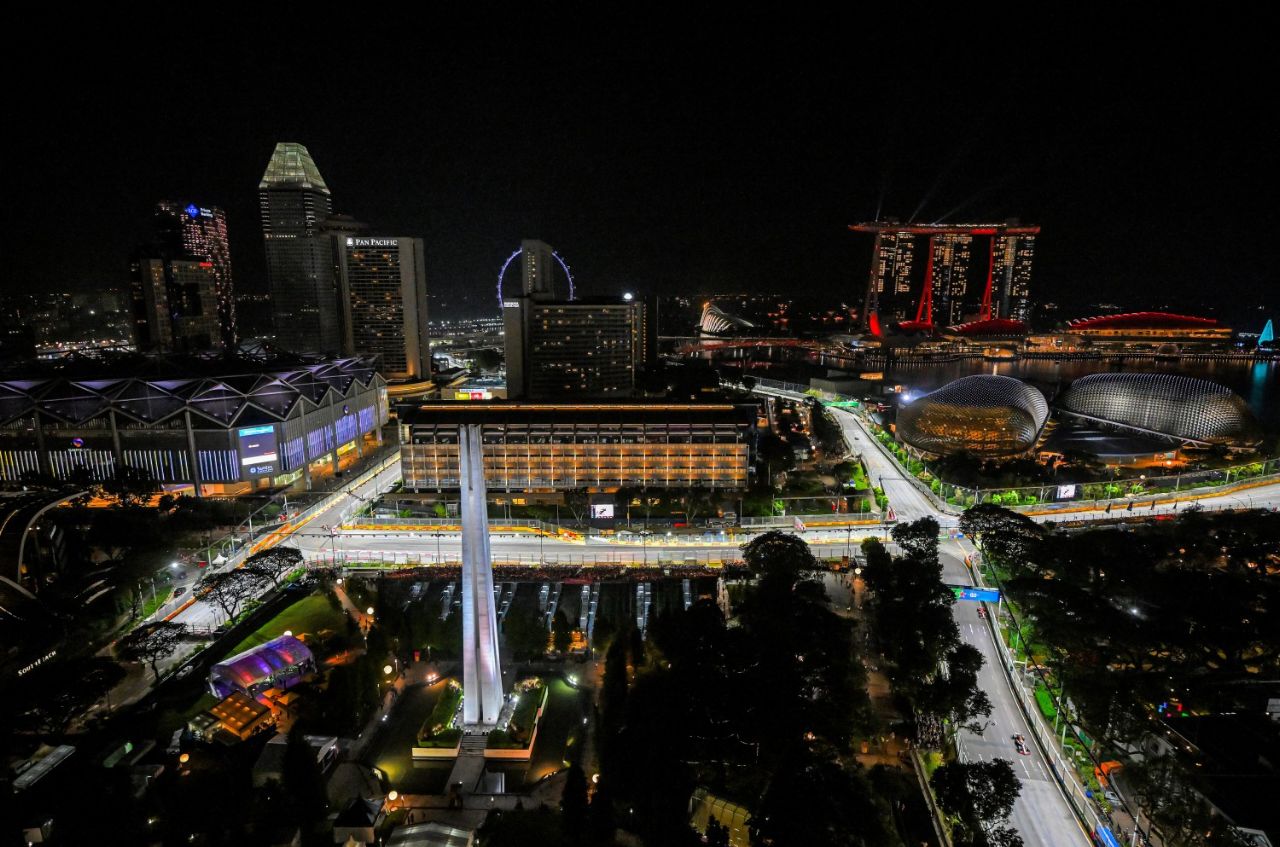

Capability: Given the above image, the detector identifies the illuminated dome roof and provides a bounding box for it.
[209,634,315,698]
[897,375,1049,457]
[1057,373,1259,445]
[698,303,754,336]
[1067,312,1219,331]
[946,318,1028,337]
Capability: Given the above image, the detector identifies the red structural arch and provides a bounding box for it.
[1067,312,1220,330]
[946,318,1027,337]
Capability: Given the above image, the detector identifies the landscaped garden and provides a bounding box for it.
[487,677,547,749]
[418,679,462,748]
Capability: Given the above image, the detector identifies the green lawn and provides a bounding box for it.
[223,593,347,658]
[140,587,174,620]
[489,679,548,748]
[419,680,462,745]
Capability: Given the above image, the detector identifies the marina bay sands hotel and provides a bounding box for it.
[851,221,1039,327]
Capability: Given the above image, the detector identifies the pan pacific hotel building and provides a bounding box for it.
[0,354,387,496]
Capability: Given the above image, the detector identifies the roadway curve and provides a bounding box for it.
[158,415,1280,845]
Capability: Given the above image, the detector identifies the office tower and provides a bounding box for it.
[334,235,430,379]
[851,221,1039,327]
[155,201,237,345]
[504,296,648,399]
[520,239,559,299]
[458,424,504,725]
[259,142,340,353]
[129,256,221,352]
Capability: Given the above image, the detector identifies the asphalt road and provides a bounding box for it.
[940,544,1085,846]
[169,457,402,632]
[150,426,1279,845]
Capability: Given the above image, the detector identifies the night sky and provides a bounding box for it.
[6,22,1275,323]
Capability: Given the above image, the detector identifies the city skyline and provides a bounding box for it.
[5,28,1276,324]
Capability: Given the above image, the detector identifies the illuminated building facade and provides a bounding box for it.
[521,238,560,298]
[1057,373,1258,446]
[991,234,1036,321]
[129,257,222,352]
[930,234,975,326]
[398,402,755,491]
[852,222,1039,326]
[0,355,387,495]
[155,201,237,345]
[1064,312,1232,346]
[896,375,1049,457]
[698,302,754,336]
[335,236,430,380]
[259,142,341,353]
[504,297,650,399]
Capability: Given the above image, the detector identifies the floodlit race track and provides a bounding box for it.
[160,413,1280,845]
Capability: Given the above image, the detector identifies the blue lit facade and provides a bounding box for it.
[0,356,387,495]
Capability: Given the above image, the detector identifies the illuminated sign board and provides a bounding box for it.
[346,237,398,248]
[453,390,493,401]
[17,649,57,676]
[1056,484,1078,499]
[590,504,615,519]
[237,425,278,477]
[502,300,521,309]
[950,586,1000,603]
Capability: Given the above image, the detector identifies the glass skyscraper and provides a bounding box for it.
[259,143,340,353]
[154,201,237,345]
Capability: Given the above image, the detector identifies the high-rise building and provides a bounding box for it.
[259,143,340,353]
[503,296,649,399]
[155,201,236,345]
[930,233,974,326]
[852,221,1040,327]
[335,235,430,380]
[991,234,1036,321]
[129,256,221,352]
[520,238,559,299]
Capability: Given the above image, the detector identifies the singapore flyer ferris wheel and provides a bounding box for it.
[496,243,576,309]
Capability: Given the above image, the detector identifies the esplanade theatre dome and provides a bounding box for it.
[896,375,1049,457]
[1057,373,1259,445]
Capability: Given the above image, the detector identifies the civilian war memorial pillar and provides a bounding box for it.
[459,423,504,725]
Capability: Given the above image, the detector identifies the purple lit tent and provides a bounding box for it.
[208,634,315,698]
